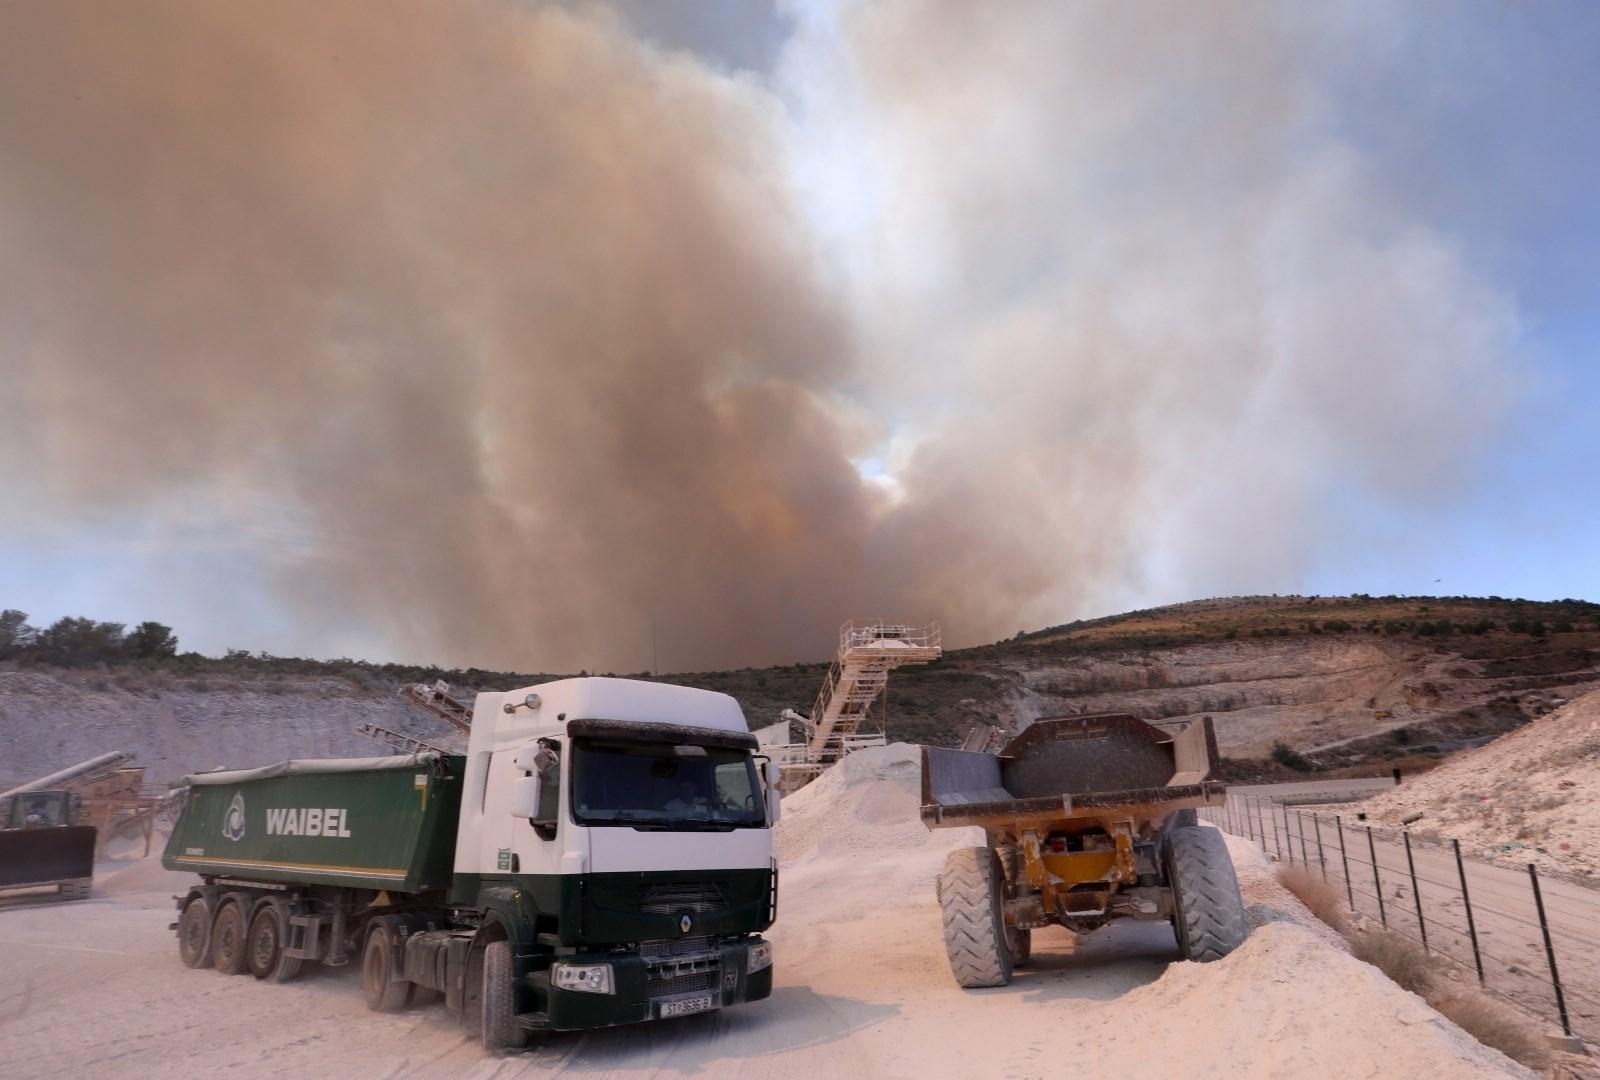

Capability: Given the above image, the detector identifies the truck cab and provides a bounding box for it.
[439,678,780,1044]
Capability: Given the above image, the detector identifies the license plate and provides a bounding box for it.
[659,994,716,1018]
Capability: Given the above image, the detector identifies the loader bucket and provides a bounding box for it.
[0,824,97,891]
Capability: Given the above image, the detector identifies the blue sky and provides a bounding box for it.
[2,2,1598,667]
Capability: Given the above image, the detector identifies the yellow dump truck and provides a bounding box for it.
[921,714,1245,987]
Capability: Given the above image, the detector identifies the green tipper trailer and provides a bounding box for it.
[166,755,462,892]
[163,678,781,1054]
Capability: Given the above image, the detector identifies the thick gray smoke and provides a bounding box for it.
[0,2,1520,670]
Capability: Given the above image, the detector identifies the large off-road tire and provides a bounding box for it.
[178,895,213,969]
[1167,808,1199,830]
[212,899,251,975]
[480,940,529,1052]
[937,847,1014,988]
[363,924,414,1012]
[247,902,303,983]
[1166,826,1247,962]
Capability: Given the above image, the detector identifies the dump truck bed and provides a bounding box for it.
[163,753,464,893]
[922,714,1225,828]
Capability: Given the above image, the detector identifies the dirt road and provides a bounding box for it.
[1,748,1531,1079]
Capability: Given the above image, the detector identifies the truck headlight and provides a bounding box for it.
[746,940,772,974]
[551,962,614,995]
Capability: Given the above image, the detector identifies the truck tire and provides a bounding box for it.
[937,846,1013,988]
[178,895,213,969]
[1167,808,1198,830]
[362,924,414,1012]
[248,902,303,983]
[212,899,250,975]
[1165,826,1247,962]
[480,940,529,1052]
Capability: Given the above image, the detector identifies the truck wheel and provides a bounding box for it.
[1165,826,1247,962]
[178,895,213,969]
[248,903,303,983]
[1167,808,1198,830]
[937,846,1013,988]
[480,940,529,1052]
[212,899,250,975]
[362,924,414,1012]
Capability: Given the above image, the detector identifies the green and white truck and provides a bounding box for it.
[163,677,780,1051]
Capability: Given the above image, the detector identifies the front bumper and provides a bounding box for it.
[526,935,773,1032]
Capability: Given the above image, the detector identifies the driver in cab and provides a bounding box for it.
[664,777,711,814]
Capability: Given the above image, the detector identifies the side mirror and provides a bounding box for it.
[510,774,542,818]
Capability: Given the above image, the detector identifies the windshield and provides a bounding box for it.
[571,738,765,829]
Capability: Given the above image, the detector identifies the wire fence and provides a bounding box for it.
[1201,791,1599,1049]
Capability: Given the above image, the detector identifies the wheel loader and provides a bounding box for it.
[921,714,1246,987]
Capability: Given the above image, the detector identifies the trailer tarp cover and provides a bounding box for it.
[178,753,439,788]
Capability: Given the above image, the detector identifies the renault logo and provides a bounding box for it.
[679,913,693,934]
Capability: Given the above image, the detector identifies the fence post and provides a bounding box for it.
[1272,802,1283,861]
[1367,826,1386,927]
[1337,816,1354,910]
[1313,814,1327,879]
[1402,831,1428,953]
[1296,812,1310,868]
[1528,864,1573,1038]
[1256,797,1269,853]
[1284,805,1295,865]
[1452,839,1484,984]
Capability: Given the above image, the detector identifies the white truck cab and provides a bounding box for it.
[448,677,780,1042]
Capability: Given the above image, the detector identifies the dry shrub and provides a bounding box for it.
[1347,928,1436,996]
[1276,865,1349,932]
[1428,990,1551,1071]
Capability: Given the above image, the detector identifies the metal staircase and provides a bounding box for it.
[775,621,941,789]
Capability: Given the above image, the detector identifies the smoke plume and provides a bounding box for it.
[0,2,1521,670]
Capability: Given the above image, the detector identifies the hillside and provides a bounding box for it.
[3,595,1598,785]
[1360,688,1600,877]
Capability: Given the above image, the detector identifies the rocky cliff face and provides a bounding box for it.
[0,670,456,787]
[5,596,1600,784]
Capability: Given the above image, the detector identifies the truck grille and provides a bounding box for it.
[640,936,714,961]
[648,969,717,1001]
[641,882,728,914]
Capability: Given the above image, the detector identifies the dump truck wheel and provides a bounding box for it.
[937,846,1013,988]
[247,902,302,983]
[480,940,529,1052]
[1167,809,1198,830]
[363,924,414,1012]
[178,895,213,969]
[1165,826,1247,962]
[211,899,250,975]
